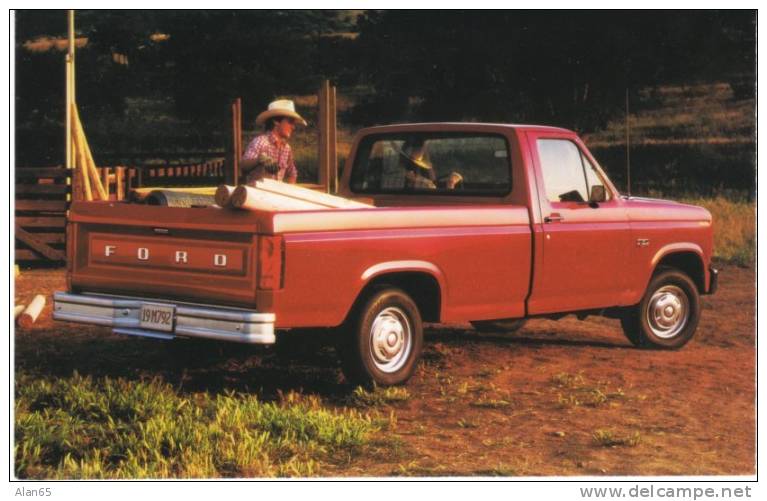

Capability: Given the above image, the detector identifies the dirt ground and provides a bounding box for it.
[14,263,755,477]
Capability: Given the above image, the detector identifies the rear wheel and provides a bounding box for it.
[621,269,700,349]
[337,288,423,386]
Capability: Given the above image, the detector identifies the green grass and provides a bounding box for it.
[15,373,379,479]
[551,372,626,409]
[348,385,411,407]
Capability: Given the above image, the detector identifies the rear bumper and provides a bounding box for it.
[53,292,276,344]
[707,266,719,295]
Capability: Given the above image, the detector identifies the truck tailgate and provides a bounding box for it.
[67,202,268,308]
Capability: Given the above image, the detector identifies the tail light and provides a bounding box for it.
[257,235,284,290]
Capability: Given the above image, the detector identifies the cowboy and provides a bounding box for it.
[241,99,307,185]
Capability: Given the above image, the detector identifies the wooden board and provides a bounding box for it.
[15,184,69,195]
[16,167,69,179]
[15,224,66,261]
[15,217,67,228]
[15,200,68,212]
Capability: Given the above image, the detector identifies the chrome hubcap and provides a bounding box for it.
[369,307,412,373]
[647,285,689,339]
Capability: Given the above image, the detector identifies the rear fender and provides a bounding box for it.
[354,260,447,320]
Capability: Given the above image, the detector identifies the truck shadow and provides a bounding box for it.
[15,329,348,400]
[426,328,633,350]
[15,324,632,401]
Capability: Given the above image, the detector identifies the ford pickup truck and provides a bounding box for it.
[53,123,718,385]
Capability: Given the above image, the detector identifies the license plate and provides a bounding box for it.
[139,303,175,332]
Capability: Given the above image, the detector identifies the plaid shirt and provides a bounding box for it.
[242,132,297,183]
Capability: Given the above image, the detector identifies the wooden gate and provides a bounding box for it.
[15,166,69,262]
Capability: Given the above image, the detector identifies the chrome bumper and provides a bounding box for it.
[53,292,276,344]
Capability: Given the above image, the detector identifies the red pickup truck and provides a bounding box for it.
[54,123,718,386]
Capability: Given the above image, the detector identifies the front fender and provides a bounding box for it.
[626,243,707,304]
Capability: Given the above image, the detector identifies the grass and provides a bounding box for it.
[14,373,380,479]
[551,372,626,409]
[475,463,518,476]
[592,429,642,448]
[470,398,512,409]
[681,196,755,266]
[348,385,411,407]
[584,82,754,147]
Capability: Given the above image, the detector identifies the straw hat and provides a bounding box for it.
[255,99,308,127]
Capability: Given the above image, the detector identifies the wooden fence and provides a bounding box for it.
[15,158,227,263]
[15,167,69,262]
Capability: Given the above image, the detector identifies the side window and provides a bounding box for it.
[537,139,588,202]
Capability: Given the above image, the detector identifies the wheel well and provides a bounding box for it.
[656,251,705,293]
[357,272,441,322]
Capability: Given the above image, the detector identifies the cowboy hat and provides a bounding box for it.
[255,99,308,127]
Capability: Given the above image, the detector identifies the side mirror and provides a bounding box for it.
[589,185,607,205]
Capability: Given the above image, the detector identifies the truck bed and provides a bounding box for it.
[66,200,533,326]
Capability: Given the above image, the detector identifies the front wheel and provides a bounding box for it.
[337,288,423,386]
[621,269,701,349]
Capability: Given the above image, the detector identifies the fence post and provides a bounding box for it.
[226,98,242,185]
[317,80,338,193]
[115,167,125,200]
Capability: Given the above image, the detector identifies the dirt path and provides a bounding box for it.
[14,263,755,476]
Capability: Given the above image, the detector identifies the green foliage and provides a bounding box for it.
[15,373,377,479]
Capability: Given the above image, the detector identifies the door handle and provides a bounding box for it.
[544,213,564,223]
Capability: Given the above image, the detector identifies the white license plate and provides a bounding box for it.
[139,303,175,332]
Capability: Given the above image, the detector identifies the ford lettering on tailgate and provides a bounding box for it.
[89,233,247,276]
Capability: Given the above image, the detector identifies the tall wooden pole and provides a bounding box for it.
[66,10,75,172]
[317,80,337,193]
[226,98,242,185]
[66,10,85,202]
[625,87,631,197]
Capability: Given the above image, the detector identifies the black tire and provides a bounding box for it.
[621,269,701,349]
[337,288,423,386]
[470,318,527,334]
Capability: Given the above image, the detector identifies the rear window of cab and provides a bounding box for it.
[350,132,512,196]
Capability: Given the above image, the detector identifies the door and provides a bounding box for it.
[526,132,633,315]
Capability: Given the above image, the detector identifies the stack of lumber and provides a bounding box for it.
[71,105,108,201]
[217,179,373,212]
